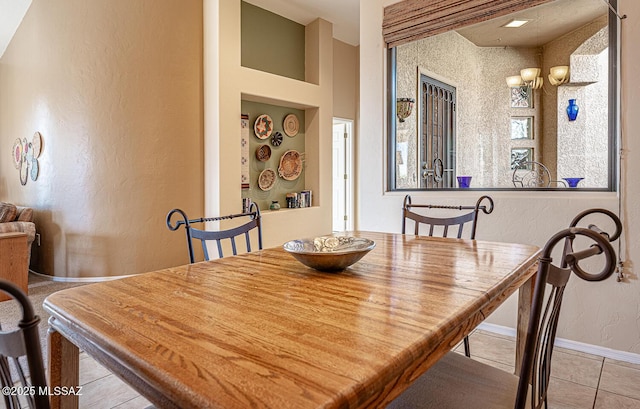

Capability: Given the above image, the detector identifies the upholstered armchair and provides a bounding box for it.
[0,202,36,264]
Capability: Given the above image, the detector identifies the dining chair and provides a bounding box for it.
[512,160,567,188]
[0,279,50,409]
[402,194,494,357]
[389,208,622,409]
[166,202,263,263]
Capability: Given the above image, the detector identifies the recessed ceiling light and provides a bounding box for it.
[503,19,530,28]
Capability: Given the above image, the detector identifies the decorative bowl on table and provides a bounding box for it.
[283,236,376,272]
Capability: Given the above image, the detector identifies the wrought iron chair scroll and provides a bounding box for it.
[402,194,495,239]
[389,208,622,409]
[402,194,494,357]
[512,160,567,188]
[0,279,49,409]
[166,203,263,263]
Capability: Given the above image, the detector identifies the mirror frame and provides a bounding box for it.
[386,0,619,192]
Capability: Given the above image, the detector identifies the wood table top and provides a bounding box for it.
[44,231,539,409]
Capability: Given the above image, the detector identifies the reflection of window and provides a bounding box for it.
[511,86,532,108]
[510,117,533,140]
[511,148,533,170]
[385,0,617,191]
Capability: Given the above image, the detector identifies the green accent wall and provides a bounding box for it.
[241,100,306,211]
[241,1,305,81]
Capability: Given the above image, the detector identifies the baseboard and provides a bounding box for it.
[478,322,640,365]
[29,269,137,283]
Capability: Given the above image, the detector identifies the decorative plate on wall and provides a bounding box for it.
[271,131,283,147]
[278,150,303,181]
[258,168,277,191]
[32,131,43,158]
[283,114,299,137]
[254,114,274,140]
[255,144,272,162]
[12,139,22,169]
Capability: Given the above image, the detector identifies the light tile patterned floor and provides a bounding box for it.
[76,330,640,408]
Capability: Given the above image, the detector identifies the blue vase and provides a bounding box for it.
[563,177,584,188]
[567,99,579,121]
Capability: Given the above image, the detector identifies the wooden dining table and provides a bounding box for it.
[44,231,540,409]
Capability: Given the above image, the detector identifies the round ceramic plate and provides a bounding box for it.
[30,158,39,181]
[20,160,28,186]
[254,114,274,140]
[278,150,303,181]
[12,139,22,169]
[258,168,276,191]
[255,144,271,162]
[32,132,42,158]
[283,114,299,137]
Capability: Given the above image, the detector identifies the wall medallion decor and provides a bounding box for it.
[255,144,272,162]
[283,114,299,137]
[258,168,277,191]
[254,114,274,140]
[278,150,304,181]
[271,131,283,147]
[13,132,43,185]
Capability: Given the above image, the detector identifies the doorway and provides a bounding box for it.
[332,118,354,232]
[420,74,457,188]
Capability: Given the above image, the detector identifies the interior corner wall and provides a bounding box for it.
[333,39,359,121]
[0,0,204,278]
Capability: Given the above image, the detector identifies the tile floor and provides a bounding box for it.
[74,330,640,408]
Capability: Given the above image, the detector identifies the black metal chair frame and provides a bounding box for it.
[166,203,263,263]
[402,194,495,239]
[515,208,621,408]
[402,194,494,357]
[0,280,49,409]
[512,160,567,188]
[389,208,622,409]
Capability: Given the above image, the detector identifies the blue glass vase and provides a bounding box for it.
[567,99,579,121]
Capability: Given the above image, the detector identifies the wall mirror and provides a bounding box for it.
[386,0,618,190]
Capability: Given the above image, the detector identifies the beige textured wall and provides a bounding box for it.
[542,15,608,182]
[362,0,639,354]
[333,39,359,121]
[0,0,204,277]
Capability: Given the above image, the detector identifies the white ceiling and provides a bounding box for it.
[457,0,607,48]
[0,0,31,58]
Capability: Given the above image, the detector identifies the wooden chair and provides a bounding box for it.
[166,203,263,263]
[402,194,494,357]
[0,279,49,409]
[389,208,622,409]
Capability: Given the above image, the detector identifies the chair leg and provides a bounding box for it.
[463,336,471,357]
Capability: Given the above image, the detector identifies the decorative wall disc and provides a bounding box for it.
[258,168,276,191]
[255,144,271,162]
[278,150,303,181]
[254,114,274,140]
[283,114,299,137]
[271,131,283,147]
[32,132,42,158]
[12,139,22,169]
